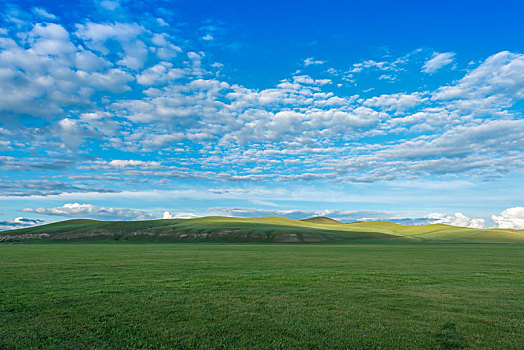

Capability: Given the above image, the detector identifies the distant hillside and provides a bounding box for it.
[300,216,342,224]
[1,216,523,243]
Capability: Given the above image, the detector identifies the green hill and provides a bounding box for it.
[1,216,523,243]
[300,216,342,224]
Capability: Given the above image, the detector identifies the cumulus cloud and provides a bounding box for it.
[425,212,485,228]
[99,0,120,11]
[363,92,428,115]
[0,217,44,231]
[0,5,522,200]
[163,211,198,219]
[0,20,134,122]
[58,118,97,150]
[136,62,184,86]
[422,52,455,73]
[303,57,325,66]
[24,203,154,220]
[31,7,57,20]
[434,51,524,108]
[492,207,524,229]
[75,22,148,70]
[292,74,331,86]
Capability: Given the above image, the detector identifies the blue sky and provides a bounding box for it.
[1,0,523,230]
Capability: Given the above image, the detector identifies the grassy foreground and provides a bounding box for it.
[1,244,523,349]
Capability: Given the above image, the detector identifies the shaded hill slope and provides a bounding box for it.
[1,216,523,243]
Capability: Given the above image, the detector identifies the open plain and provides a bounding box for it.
[1,241,523,349]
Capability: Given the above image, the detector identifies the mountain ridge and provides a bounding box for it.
[1,216,523,243]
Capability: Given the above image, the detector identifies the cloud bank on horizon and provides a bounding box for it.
[2,203,523,231]
[0,0,523,229]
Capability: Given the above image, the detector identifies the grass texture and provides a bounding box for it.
[1,243,523,349]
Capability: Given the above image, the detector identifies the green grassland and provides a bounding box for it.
[2,216,524,243]
[1,243,523,349]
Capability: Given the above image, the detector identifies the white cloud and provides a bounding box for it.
[75,22,148,70]
[293,75,331,86]
[151,33,182,59]
[109,159,161,168]
[57,118,101,150]
[24,203,155,220]
[425,212,485,228]
[136,62,184,86]
[422,52,455,73]
[202,34,214,41]
[348,56,408,74]
[91,48,523,179]
[187,51,201,60]
[0,179,117,197]
[492,207,524,229]
[0,22,133,122]
[0,217,44,231]
[163,211,198,219]
[157,18,168,26]
[31,7,57,20]
[26,22,74,54]
[99,0,120,11]
[364,92,428,115]
[81,159,163,170]
[0,5,522,201]
[434,51,524,105]
[303,57,325,66]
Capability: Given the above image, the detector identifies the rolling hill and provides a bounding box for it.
[1,216,524,243]
[300,216,342,224]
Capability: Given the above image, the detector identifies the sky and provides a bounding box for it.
[1,0,523,230]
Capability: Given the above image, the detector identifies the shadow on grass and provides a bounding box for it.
[436,322,468,349]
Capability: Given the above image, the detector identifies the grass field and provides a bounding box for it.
[1,243,523,349]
